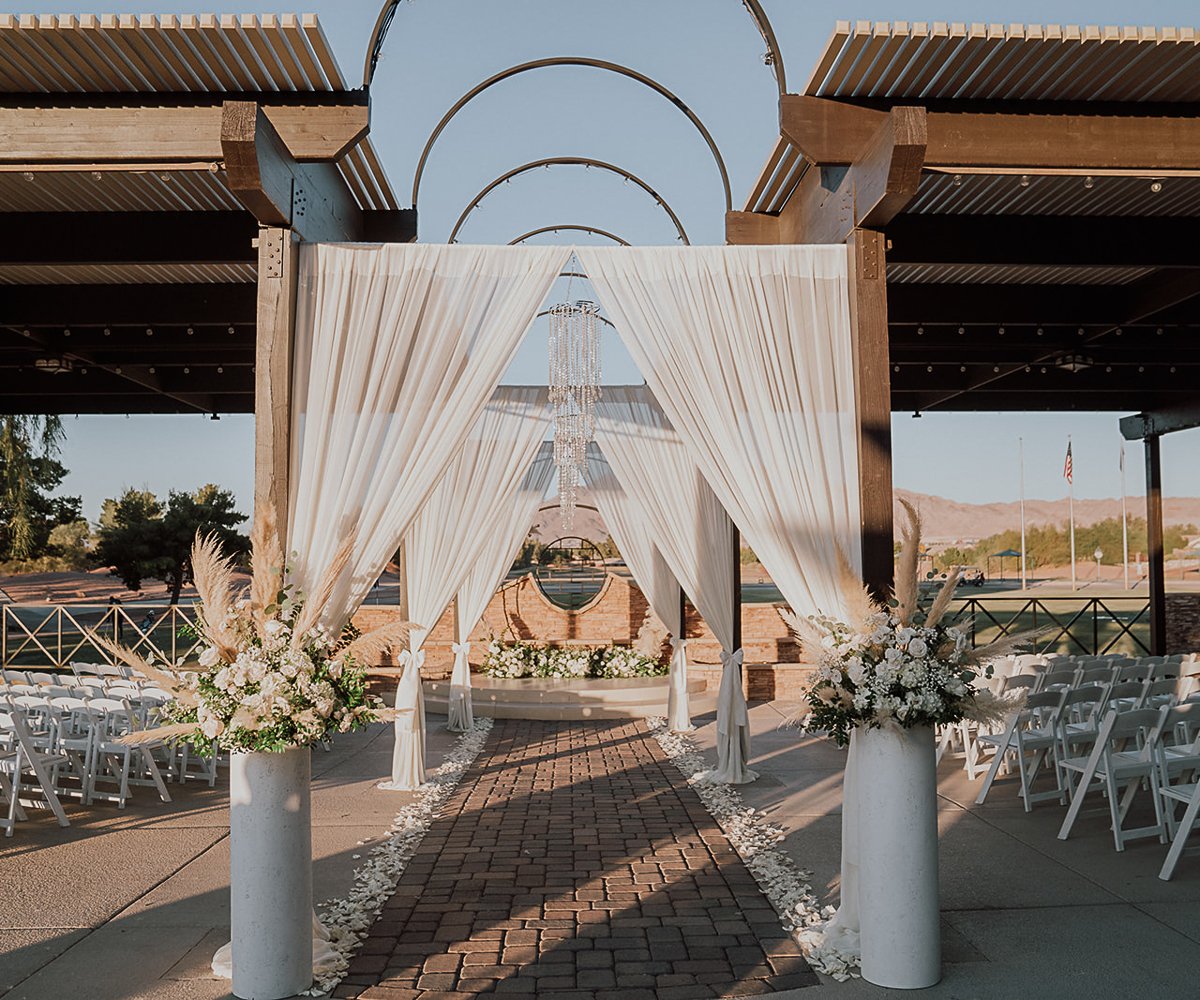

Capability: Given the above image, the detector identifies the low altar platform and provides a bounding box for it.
[421,675,715,721]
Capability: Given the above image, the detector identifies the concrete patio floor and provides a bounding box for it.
[1,702,1198,999]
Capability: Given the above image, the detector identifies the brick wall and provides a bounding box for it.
[353,571,814,701]
[1166,593,1200,653]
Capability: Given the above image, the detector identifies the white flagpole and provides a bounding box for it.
[1120,440,1130,590]
[1019,437,1028,590]
[1068,436,1077,592]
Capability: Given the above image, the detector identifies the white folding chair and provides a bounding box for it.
[85,699,170,808]
[1058,707,1168,851]
[975,690,1066,809]
[0,710,70,836]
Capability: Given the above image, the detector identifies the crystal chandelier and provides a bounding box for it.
[548,299,601,528]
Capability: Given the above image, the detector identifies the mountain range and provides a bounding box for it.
[528,487,1200,548]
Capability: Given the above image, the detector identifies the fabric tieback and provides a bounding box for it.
[716,648,748,735]
[670,637,689,651]
[720,648,744,669]
[452,642,470,655]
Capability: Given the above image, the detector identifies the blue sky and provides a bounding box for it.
[27,0,1200,519]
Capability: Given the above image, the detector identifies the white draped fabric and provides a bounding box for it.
[452,441,557,730]
[593,386,741,746]
[287,243,570,631]
[585,446,683,645]
[576,245,861,953]
[386,387,552,785]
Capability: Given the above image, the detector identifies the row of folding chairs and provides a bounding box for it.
[0,694,218,837]
[969,680,1200,880]
[0,681,175,708]
[2,663,134,686]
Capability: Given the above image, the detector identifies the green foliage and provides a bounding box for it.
[482,639,667,680]
[933,517,1196,573]
[0,415,82,562]
[94,484,249,602]
[48,519,92,569]
[740,544,759,565]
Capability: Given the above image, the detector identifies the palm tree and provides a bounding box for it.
[0,415,64,559]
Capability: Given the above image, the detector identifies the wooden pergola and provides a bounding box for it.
[729,22,1200,652]
[0,13,413,546]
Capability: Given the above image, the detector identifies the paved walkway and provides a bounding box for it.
[335,720,815,999]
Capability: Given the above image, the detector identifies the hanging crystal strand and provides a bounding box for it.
[547,295,602,531]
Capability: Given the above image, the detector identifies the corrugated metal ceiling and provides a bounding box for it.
[909,171,1200,216]
[805,21,1200,102]
[0,262,256,285]
[887,262,1155,285]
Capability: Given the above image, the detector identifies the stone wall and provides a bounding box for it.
[353,571,813,701]
[1166,593,1200,653]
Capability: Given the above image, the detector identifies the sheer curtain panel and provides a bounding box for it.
[287,243,571,633]
[593,387,740,740]
[387,387,551,783]
[453,442,558,730]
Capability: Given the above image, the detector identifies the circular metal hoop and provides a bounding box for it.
[534,308,617,331]
[509,225,630,247]
[363,1,787,99]
[447,157,690,245]
[406,57,732,212]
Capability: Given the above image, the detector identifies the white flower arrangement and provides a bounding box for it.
[481,638,665,680]
[787,500,1030,747]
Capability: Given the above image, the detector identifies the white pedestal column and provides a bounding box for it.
[229,747,314,1000]
[855,724,940,989]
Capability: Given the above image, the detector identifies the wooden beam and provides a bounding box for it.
[781,95,1200,171]
[254,227,298,549]
[1145,435,1166,655]
[0,212,256,266]
[724,210,780,245]
[887,215,1200,269]
[0,101,369,163]
[0,283,256,326]
[776,106,926,245]
[221,100,363,242]
[848,228,894,601]
[894,390,1196,413]
[730,524,742,654]
[1121,404,1200,440]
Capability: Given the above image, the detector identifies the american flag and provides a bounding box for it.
[1063,442,1074,484]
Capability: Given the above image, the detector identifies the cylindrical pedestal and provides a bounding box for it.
[230,747,314,999]
[856,724,941,989]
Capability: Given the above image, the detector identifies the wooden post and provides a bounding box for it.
[1145,434,1166,654]
[848,228,895,601]
[395,539,409,622]
[254,226,298,547]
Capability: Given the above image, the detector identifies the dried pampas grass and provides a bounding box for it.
[894,498,922,625]
[191,533,241,660]
[925,566,961,629]
[780,607,826,660]
[85,631,198,708]
[249,506,284,636]
[633,609,670,659]
[835,549,879,635]
[964,627,1049,666]
[116,722,200,746]
[335,619,414,668]
[291,532,355,644]
[964,687,1026,728]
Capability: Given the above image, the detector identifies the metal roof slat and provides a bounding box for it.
[837,23,895,95]
[142,14,209,91]
[802,20,852,96]
[1141,29,1200,101]
[357,139,400,210]
[0,15,50,90]
[1061,26,1137,100]
[966,24,1031,99]
[220,15,274,92]
[938,23,1008,99]
[241,14,291,91]
[93,14,154,91]
[904,23,958,97]
[167,15,222,92]
[874,23,929,97]
[994,23,1071,100]
[755,145,799,215]
[261,15,310,91]
[856,22,913,98]
[887,24,946,96]
[302,14,345,90]
[1025,24,1097,99]
[126,14,189,90]
[12,14,76,91]
[185,14,243,91]
[112,14,173,91]
[280,13,329,90]
[742,140,787,213]
[339,144,381,210]
[73,13,140,92]
[34,15,108,92]
[815,20,874,97]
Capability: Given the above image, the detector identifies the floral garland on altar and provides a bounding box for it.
[481,638,666,680]
[307,718,495,995]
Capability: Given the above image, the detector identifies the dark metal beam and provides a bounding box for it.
[1145,435,1166,655]
[888,215,1200,269]
[0,212,257,266]
[1120,403,1200,440]
[0,284,257,326]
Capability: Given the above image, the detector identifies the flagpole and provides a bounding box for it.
[1019,437,1028,590]
[1120,440,1130,590]
[1068,435,1077,592]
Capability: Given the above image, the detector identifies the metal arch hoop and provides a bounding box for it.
[509,224,630,247]
[447,157,690,245]
[407,57,732,212]
[363,1,787,99]
[534,309,617,331]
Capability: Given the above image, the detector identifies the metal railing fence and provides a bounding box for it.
[949,596,1152,656]
[1,604,201,670]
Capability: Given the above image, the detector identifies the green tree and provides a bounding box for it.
[94,485,248,603]
[48,519,92,569]
[0,415,82,561]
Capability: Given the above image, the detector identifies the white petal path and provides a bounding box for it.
[646,719,860,982]
[308,718,495,996]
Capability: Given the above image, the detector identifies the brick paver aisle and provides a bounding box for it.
[338,720,817,999]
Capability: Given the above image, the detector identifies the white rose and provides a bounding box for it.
[198,646,220,668]
[264,619,283,636]
[199,716,224,738]
[908,637,928,658]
